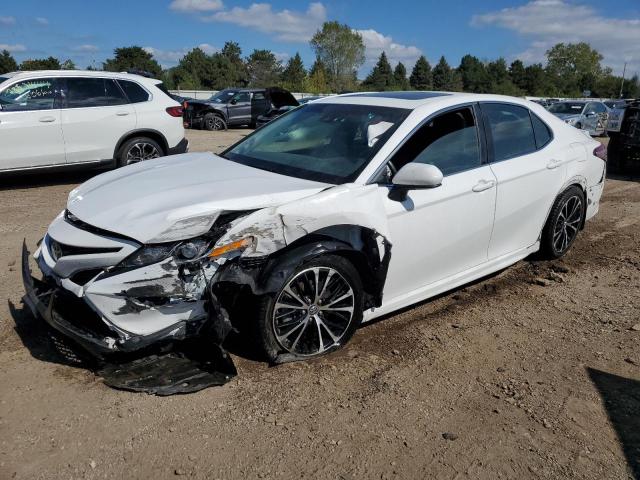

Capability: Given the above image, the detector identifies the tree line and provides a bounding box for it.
[1,21,638,99]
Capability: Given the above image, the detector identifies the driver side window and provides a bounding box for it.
[232,92,251,103]
[389,107,481,177]
[0,78,58,111]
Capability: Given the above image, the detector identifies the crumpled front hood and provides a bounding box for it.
[66,152,330,243]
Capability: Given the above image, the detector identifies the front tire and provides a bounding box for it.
[254,255,364,360]
[117,137,163,167]
[540,186,585,259]
[203,113,227,131]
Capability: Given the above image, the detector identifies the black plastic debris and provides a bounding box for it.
[98,343,236,395]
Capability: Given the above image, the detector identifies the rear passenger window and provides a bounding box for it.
[531,114,552,149]
[482,103,536,161]
[63,78,128,108]
[118,80,150,103]
[390,107,481,176]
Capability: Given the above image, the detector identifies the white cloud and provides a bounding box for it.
[35,17,49,25]
[203,2,327,42]
[169,0,223,12]
[273,51,290,63]
[72,44,99,52]
[0,43,26,52]
[356,29,422,70]
[471,0,640,75]
[143,43,218,66]
[0,16,16,25]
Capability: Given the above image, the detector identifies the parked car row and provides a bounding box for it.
[0,70,188,173]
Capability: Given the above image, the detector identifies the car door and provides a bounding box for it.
[0,77,66,170]
[582,102,599,133]
[59,77,135,164]
[226,91,252,126]
[379,105,497,302]
[481,103,568,259]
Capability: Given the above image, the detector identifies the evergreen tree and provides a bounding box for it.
[362,52,394,90]
[246,49,282,87]
[221,41,248,86]
[508,60,527,92]
[0,49,18,74]
[487,57,520,95]
[409,55,432,90]
[281,53,306,92]
[432,56,461,91]
[458,54,490,93]
[305,58,328,94]
[393,62,409,90]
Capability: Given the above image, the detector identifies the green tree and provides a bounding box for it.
[281,52,306,92]
[0,49,18,74]
[61,59,76,70]
[432,56,461,91]
[508,59,527,92]
[487,57,520,95]
[310,21,365,92]
[409,55,432,90]
[362,51,394,90]
[221,41,248,86]
[305,58,329,94]
[103,46,162,77]
[522,63,554,96]
[20,56,61,70]
[246,49,282,87]
[458,54,490,93]
[393,62,409,90]
[545,42,605,96]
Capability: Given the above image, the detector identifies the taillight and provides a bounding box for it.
[166,106,183,117]
[593,144,607,161]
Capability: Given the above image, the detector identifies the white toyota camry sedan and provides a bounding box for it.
[23,91,606,364]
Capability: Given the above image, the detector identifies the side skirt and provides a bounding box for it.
[363,242,539,323]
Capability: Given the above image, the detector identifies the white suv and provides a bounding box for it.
[0,70,188,173]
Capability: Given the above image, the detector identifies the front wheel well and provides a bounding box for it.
[114,130,168,159]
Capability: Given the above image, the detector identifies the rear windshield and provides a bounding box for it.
[0,76,8,84]
[548,102,585,114]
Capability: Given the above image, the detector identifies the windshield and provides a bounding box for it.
[548,102,585,114]
[223,103,410,184]
[208,89,236,103]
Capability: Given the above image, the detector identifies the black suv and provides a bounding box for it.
[607,99,640,173]
[184,87,298,130]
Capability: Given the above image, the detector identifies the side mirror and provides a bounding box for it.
[389,163,443,201]
[393,163,443,188]
[230,98,237,105]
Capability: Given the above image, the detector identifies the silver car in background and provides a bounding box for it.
[548,100,609,136]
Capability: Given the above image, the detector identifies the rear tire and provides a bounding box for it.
[539,186,585,259]
[203,113,226,131]
[253,255,364,361]
[117,137,164,167]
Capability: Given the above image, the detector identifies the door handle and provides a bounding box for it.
[472,179,496,192]
[546,159,562,169]
[39,116,56,123]
[116,111,130,116]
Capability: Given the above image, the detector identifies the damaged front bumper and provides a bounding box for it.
[21,241,211,357]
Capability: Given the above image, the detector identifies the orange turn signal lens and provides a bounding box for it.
[208,238,253,258]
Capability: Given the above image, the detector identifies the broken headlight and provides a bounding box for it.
[119,243,179,268]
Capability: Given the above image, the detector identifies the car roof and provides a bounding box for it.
[1,70,162,85]
[313,91,545,111]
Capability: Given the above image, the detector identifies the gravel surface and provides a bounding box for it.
[0,129,638,479]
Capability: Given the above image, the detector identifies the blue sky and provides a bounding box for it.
[1,0,638,77]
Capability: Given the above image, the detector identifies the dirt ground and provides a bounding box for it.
[0,129,638,480]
